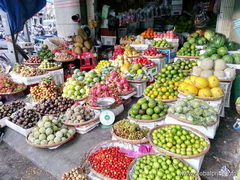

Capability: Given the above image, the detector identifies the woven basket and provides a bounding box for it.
[87,140,138,180]
[168,113,219,127]
[127,79,147,83]
[176,55,199,59]
[39,66,62,71]
[128,114,165,123]
[178,90,224,101]
[127,153,201,180]
[26,127,76,149]
[111,128,149,144]
[236,104,240,115]
[62,110,100,127]
[142,55,164,59]
[148,124,210,159]
[144,95,178,103]
[151,46,173,50]
[53,57,76,62]
[0,85,27,96]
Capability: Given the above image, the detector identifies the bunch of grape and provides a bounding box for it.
[113,120,148,140]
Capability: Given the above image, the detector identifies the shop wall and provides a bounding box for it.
[229,0,240,42]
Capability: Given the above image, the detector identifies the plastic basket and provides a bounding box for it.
[129,82,147,98]
[101,36,117,46]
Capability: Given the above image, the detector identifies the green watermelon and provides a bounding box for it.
[222,54,234,63]
[217,47,228,56]
[204,30,215,40]
[210,34,226,48]
[205,47,217,56]
[199,53,209,60]
[210,54,221,60]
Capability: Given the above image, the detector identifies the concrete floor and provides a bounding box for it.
[1,100,240,180]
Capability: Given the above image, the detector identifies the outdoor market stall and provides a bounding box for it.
[1,25,240,180]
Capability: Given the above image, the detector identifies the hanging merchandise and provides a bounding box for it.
[194,2,209,28]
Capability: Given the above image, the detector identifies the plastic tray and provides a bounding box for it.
[5,118,33,137]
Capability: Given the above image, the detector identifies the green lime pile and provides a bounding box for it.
[132,154,197,180]
[173,59,197,71]
[177,42,200,57]
[129,98,168,120]
[151,39,172,48]
[155,64,187,82]
[152,125,209,156]
[38,45,54,60]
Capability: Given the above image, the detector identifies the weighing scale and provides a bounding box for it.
[96,97,116,128]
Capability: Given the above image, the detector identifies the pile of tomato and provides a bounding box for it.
[88,146,134,179]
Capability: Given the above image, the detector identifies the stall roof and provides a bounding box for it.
[0,0,46,34]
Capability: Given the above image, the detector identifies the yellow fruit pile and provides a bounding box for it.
[179,75,224,98]
[144,80,180,100]
[95,60,111,70]
[124,45,141,57]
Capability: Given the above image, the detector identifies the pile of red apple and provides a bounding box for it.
[111,45,125,60]
[154,30,178,39]
[132,57,155,67]
[143,48,165,57]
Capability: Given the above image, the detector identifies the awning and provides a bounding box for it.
[0,0,46,34]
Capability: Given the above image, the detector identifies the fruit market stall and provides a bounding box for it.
[1,23,240,180]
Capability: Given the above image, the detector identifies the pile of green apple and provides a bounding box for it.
[126,64,148,81]
[28,115,75,146]
[63,78,89,100]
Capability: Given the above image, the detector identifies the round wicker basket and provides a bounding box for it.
[26,127,76,149]
[168,113,219,126]
[148,124,210,159]
[127,153,201,180]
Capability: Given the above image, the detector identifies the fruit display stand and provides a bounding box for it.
[145,57,166,73]
[10,69,64,86]
[164,115,220,139]
[0,117,7,127]
[219,81,233,108]
[4,106,41,137]
[5,118,34,137]
[227,63,240,69]
[76,121,100,134]
[129,44,149,52]
[121,91,137,100]
[158,49,176,63]
[128,118,165,129]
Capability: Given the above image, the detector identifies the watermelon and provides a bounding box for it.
[199,53,209,60]
[205,47,217,56]
[210,54,221,60]
[232,54,240,64]
[217,47,228,56]
[188,37,196,44]
[210,34,226,48]
[226,41,240,51]
[204,30,215,40]
[222,55,234,63]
